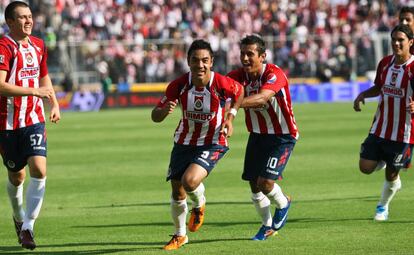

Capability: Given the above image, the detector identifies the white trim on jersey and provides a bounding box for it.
[211,103,223,145]
[6,59,17,130]
[249,109,261,133]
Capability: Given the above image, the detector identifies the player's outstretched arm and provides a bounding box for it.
[151,99,178,123]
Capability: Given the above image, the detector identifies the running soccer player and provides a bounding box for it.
[152,39,243,250]
[354,24,414,221]
[227,35,299,240]
[0,1,60,250]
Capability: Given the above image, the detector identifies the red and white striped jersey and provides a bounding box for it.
[227,64,298,139]
[370,55,414,144]
[0,35,48,130]
[156,71,243,146]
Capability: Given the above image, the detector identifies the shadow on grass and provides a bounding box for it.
[85,195,379,209]
[0,242,164,254]
[85,201,251,209]
[0,236,254,254]
[288,217,414,224]
[72,221,258,229]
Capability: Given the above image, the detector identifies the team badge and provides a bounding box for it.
[267,73,277,84]
[0,55,4,64]
[7,160,15,169]
[26,53,34,65]
[390,72,398,86]
[194,96,203,111]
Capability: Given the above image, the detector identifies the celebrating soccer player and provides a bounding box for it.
[227,35,299,240]
[353,24,414,221]
[152,39,243,250]
[0,1,60,250]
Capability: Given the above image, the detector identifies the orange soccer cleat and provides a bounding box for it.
[188,204,205,232]
[163,235,189,250]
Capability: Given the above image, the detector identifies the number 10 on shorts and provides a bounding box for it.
[267,157,278,170]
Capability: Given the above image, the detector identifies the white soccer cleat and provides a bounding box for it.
[374,205,388,221]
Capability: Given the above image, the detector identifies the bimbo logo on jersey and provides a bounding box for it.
[184,110,215,123]
[18,67,40,80]
[383,85,405,98]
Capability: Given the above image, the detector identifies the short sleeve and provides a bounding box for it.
[0,44,12,72]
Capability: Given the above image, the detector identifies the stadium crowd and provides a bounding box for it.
[0,0,410,88]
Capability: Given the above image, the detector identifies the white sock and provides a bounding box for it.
[378,176,402,208]
[186,183,206,208]
[251,192,272,226]
[266,183,288,209]
[171,198,188,236]
[23,177,46,231]
[6,181,25,222]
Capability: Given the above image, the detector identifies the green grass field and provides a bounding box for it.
[0,102,413,254]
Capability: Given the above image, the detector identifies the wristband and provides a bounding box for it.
[229,108,238,117]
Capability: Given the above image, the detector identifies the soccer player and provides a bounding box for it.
[152,39,243,250]
[0,1,60,250]
[399,6,414,53]
[353,24,414,221]
[227,35,299,240]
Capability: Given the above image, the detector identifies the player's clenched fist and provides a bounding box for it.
[165,99,178,114]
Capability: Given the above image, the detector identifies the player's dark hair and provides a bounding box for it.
[391,24,414,40]
[240,34,266,55]
[5,1,29,20]
[400,6,414,18]
[187,39,213,59]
